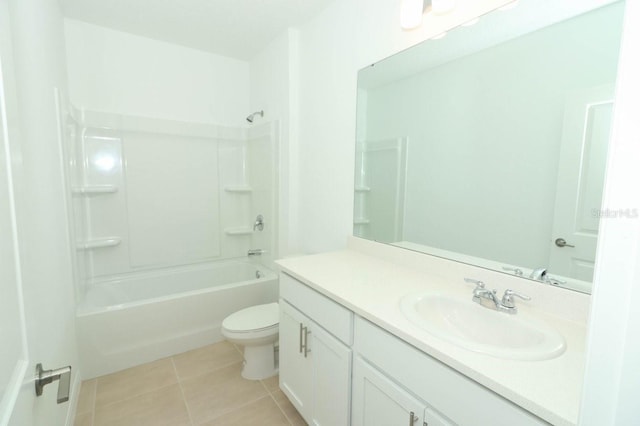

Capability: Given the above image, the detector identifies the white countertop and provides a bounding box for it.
[276,246,588,426]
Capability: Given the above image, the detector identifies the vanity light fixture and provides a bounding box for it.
[401,0,458,30]
[400,0,424,30]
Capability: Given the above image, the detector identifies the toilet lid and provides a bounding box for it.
[222,302,279,332]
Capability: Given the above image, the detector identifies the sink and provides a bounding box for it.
[400,292,566,361]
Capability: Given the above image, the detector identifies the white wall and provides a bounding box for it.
[288,0,515,254]
[580,1,640,423]
[295,0,359,253]
[6,0,80,423]
[249,29,300,257]
[64,19,250,126]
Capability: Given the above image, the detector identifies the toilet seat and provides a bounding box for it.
[222,302,279,334]
[221,302,280,380]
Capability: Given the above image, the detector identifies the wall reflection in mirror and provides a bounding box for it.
[354,0,625,294]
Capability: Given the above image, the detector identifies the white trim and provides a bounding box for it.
[580,0,640,423]
[0,361,28,426]
[64,369,83,426]
[0,16,30,423]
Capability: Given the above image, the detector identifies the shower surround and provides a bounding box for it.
[61,107,279,378]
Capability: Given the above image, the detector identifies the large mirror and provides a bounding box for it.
[354,0,625,294]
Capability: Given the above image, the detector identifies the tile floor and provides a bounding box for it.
[74,341,307,426]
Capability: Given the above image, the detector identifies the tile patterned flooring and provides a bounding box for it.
[74,341,306,426]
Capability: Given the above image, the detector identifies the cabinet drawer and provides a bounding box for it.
[354,317,547,426]
[280,272,353,345]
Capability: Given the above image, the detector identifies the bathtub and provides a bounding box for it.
[76,260,278,379]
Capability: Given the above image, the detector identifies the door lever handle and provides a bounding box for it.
[35,363,72,404]
[555,238,575,248]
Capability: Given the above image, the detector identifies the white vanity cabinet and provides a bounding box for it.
[354,317,548,426]
[279,273,353,426]
[353,356,454,426]
[279,271,549,426]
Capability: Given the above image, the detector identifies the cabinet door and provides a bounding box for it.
[310,322,352,426]
[352,356,426,426]
[279,300,313,420]
[423,407,455,426]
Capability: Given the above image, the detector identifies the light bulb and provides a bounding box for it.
[401,0,424,30]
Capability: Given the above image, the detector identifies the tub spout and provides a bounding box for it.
[248,249,266,256]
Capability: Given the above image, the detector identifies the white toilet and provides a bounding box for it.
[221,302,279,380]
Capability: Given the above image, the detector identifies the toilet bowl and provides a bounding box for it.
[221,302,279,380]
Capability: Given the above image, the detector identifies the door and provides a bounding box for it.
[0,8,33,421]
[352,356,426,426]
[549,85,614,282]
[309,323,351,426]
[279,301,313,420]
[1,4,73,423]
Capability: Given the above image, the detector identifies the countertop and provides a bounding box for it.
[276,247,588,426]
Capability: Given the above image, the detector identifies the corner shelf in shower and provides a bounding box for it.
[224,227,253,236]
[353,218,370,225]
[354,186,371,192]
[224,185,253,193]
[72,185,118,195]
[76,237,122,250]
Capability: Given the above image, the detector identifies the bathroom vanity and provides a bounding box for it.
[277,238,589,426]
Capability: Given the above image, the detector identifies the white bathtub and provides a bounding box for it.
[76,260,278,378]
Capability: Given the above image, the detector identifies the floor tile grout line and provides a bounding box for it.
[93,380,181,413]
[268,390,298,426]
[260,376,303,426]
[92,359,179,410]
[84,342,288,426]
[170,357,196,426]
[175,359,245,384]
[197,394,273,425]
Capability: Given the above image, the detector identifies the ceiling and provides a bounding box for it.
[60,0,335,61]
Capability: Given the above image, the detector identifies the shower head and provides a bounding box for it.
[246,110,264,123]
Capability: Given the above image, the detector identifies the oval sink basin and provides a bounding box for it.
[400,292,566,361]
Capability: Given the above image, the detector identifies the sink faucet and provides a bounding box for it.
[529,268,548,281]
[465,278,530,314]
[528,267,567,286]
[467,279,500,309]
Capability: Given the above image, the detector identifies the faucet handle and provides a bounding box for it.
[501,289,531,308]
[464,278,485,289]
[548,276,567,286]
[502,267,523,276]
